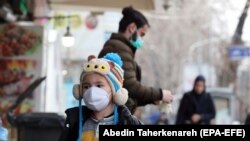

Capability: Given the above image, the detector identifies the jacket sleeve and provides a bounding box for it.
[119,106,143,125]
[58,109,78,141]
[58,111,70,141]
[176,94,189,124]
[99,43,162,106]
[201,94,216,124]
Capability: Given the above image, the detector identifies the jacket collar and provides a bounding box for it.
[82,105,131,124]
[110,33,136,54]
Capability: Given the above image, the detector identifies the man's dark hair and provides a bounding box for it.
[118,6,150,32]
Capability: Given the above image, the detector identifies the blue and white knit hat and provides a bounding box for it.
[73,53,128,105]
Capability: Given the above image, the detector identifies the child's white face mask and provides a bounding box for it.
[83,86,110,111]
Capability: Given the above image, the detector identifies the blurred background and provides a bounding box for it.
[0,0,250,140]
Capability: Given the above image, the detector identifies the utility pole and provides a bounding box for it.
[230,0,250,122]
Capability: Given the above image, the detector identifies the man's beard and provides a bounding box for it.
[131,31,138,41]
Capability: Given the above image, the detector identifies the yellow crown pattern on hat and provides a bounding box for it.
[81,53,128,106]
[84,57,111,75]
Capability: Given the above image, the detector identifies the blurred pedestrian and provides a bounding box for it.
[98,6,173,114]
[245,113,250,125]
[176,75,216,125]
[59,53,142,141]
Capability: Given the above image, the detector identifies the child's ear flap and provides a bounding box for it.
[108,62,115,69]
[73,84,80,100]
[114,88,128,105]
[73,84,83,100]
[88,55,96,61]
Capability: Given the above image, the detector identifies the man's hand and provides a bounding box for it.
[154,90,173,105]
[162,90,173,103]
[154,101,161,105]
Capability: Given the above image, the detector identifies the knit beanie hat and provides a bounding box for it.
[73,53,128,105]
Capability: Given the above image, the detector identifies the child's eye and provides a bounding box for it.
[83,85,90,89]
[96,84,103,88]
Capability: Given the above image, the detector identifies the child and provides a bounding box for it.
[59,53,142,141]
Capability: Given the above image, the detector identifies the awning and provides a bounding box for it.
[49,0,155,11]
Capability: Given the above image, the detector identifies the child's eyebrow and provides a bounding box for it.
[82,82,90,85]
[96,81,104,84]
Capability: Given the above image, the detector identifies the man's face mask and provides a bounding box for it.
[130,30,144,49]
[83,86,110,111]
